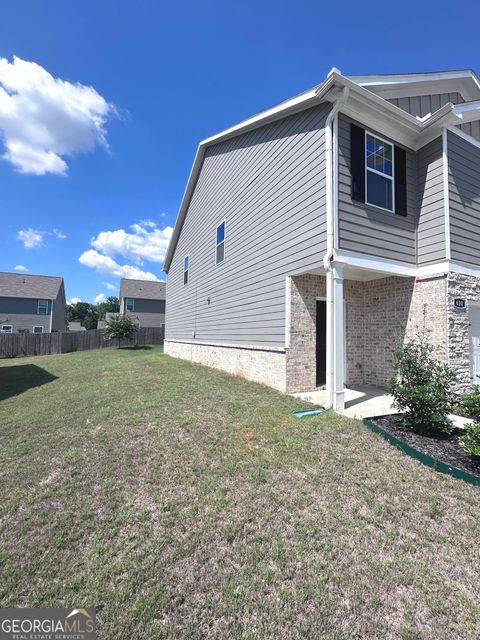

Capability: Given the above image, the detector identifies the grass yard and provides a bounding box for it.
[0,347,479,639]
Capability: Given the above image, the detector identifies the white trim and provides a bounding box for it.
[33,326,44,334]
[125,297,135,312]
[365,130,395,213]
[1,325,13,333]
[37,299,49,315]
[442,128,451,261]
[285,276,292,349]
[164,338,286,353]
[447,124,480,150]
[334,249,417,277]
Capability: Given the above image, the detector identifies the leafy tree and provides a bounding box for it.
[65,301,99,329]
[97,296,120,320]
[103,314,137,348]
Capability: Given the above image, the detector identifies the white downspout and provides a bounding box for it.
[324,85,349,409]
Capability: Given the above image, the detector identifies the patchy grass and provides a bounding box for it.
[0,347,479,639]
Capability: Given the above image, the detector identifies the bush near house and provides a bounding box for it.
[389,337,457,436]
[458,386,480,458]
[103,314,137,347]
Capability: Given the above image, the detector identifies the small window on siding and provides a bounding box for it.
[38,299,49,315]
[365,133,394,212]
[1,325,13,333]
[184,256,189,285]
[216,222,225,264]
[125,298,134,312]
[33,326,44,334]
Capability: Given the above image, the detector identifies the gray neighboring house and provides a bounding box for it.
[163,67,480,409]
[0,272,66,334]
[67,322,86,332]
[119,279,166,328]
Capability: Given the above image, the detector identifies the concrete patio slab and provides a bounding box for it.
[291,384,469,429]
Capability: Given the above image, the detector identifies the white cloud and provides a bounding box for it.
[67,297,82,305]
[90,221,173,265]
[14,264,28,272]
[0,56,115,175]
[79,249,160,281]
[17,227,67,249]
[17,228,45,248]
[102,281,116,291]
[93,292,105,304]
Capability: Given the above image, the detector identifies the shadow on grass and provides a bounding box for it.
[118,345,154,351]
[0,365,58,402]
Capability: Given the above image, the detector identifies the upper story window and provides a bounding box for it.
[216,222,225,264]
[184,256,189,285]
[125,298,134,312]
[1,325,13,333]
[365,132,394,212]
[351,123,407,217]
[37,299,49,315]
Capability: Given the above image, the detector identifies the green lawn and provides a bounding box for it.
[0,347,479,639]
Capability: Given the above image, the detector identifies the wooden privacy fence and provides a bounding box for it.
[0,327,164,359]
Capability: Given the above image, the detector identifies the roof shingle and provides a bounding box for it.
[0,272,64,300]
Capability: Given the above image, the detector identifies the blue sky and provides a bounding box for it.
[1,0,479,303]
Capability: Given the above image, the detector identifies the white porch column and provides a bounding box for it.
[333,263,345,411]
[325,268,334,403]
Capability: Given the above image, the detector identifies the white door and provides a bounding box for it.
[469,306,480,383]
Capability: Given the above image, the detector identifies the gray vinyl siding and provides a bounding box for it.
[416,137,446,265]
[51,289,67,331]
[337,114,417,263]
[388,92,464,117]
[448,130,480,265]
[125,298,166,328]
[0,297,52,333]
[166,103,330,347]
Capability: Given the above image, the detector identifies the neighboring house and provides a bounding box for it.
[163,68,480,410]
[119,279,166,328]
[67,322,86,332]
[97,312,116,329]
[0,272,66,334]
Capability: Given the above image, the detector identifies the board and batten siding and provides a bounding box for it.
[337,114,417,263]
[388,92,480,142]
[165,103,330,347]
[448,130,480,266]
[416,136,446,265]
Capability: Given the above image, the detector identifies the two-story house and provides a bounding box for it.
[163,68,480,410]
[120,278,166,328]
[0,272,66,334]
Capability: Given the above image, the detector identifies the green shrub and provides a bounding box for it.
[458,386,480,422]
[460,422,480,459]
[388,338,456,436]
[103,314,137,348]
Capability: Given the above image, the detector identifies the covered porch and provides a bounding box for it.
[285,258,447,411]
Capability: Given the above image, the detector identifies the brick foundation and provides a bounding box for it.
[164,340,287,391]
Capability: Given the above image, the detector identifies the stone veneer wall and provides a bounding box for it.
[164,340,287,391]
[447,272,480,393]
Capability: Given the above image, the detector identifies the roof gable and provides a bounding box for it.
[120,278,166,300]
[0,272,64,300]
[347,70,480,103]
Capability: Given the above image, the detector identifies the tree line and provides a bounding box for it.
[65,296,120,330]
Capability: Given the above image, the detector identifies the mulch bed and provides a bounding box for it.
[372,415,480,477]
